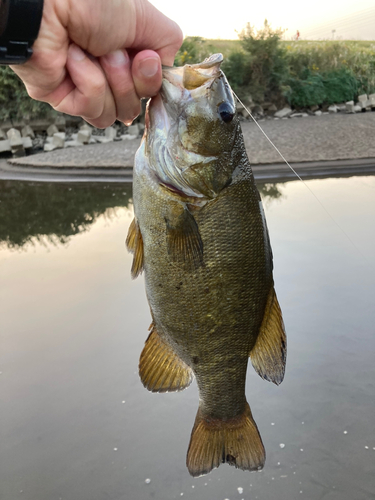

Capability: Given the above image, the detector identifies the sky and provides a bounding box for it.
[151,0,375,40]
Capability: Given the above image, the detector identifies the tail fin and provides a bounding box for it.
[186,402,265,477]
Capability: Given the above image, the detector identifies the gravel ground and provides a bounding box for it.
[5,111,375,169]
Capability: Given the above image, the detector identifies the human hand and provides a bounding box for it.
[10,0,182,127]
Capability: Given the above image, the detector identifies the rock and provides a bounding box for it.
[44,143,58,152]
[353,104,362,113]
[0,128,6,140]
[94,136,113,144]
[235,102,247,118]
[357,94,368,104]
[328,104,338,113]
[52,132,66,148]
[120,134,138,141]
[79,122,92,132]
[291,112,309,118]
[369,93,375,108]
[266,104,277,115]
[47,124,59,136]
[22,137,33,149]
[77,129,91,144]
[310,105,319,112]
[346,101,355,113]
[314,110,322,116]
[105,126,117,140]
[359,99,371,111]
[64,140,81,148]
[0,139,11,153]
[274,107,292,119]
[127,124,139,136]
[55,115,66,129]
[21,125,35,139]
[7,128,25,155]
[336,103,347,112]
[7,127,22,142]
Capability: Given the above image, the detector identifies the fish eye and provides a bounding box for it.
[218,102,235,123]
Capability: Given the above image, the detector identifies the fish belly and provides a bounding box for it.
[134,160,273,420]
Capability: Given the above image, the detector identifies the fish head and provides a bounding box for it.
[144,54,240,199]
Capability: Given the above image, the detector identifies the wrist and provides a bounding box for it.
[0,0,44,64]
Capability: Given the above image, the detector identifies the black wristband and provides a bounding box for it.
[0,0,44,65]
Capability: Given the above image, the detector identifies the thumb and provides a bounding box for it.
[132,0,183,66]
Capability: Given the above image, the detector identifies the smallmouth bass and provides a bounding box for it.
[126,54,286,477]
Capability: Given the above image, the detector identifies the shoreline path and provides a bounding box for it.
[1,112,375,182]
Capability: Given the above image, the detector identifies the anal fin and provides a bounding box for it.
[139,324,194,393]
[165,207,203,270]
[187,402,265,477]
[250,287,287,385]
[125,217,144,279]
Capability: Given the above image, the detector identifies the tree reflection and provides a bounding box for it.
[256,182,285,207]
[0,181,133,249]
[0,180,285,250]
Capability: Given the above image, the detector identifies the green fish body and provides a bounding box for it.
[127,54,286,477]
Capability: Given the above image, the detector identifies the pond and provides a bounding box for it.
[1,175,374,500]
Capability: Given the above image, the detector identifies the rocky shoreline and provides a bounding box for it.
[1,92,375,160]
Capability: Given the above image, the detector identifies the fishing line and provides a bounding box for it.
[233,92,370,263]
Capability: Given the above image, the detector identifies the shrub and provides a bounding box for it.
[323,68,358,104]
[224,20,289,104]
[285,73,326,108]
[0,66,53,122]
[286,67,358,108]
[174,37,209,66]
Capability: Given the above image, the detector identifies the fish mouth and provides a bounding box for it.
[162,53,223,91]
[144,54,235,199]
[146,53,225,154]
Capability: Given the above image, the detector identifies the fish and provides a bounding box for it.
[126,53,287,477]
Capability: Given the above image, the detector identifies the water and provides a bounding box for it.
[1,176,375,500]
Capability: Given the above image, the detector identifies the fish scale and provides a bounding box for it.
[127,54,286,477]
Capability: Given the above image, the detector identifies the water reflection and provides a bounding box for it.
[0,180,132,249]
[1,176,375,500]
[0,180,286,250]
[257,182,284,203]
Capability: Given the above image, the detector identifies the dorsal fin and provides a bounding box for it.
[250,287,287,385]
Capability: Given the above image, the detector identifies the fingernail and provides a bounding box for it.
[139,58,159,78]
[69,44,85,61]
[104,50,128,67]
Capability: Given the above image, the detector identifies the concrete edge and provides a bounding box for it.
[1,157,375,183]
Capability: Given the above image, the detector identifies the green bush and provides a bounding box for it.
[285,73,326,108]
[0,66,53,122]
[286,67,358,108]
[285,40,375,98]
[323,68,358,104]
[223,20,289,104]
[174,37,210,66]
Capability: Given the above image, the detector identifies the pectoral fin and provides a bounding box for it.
[250,287,287,385]
[139,324,194,393]
[165,207,203,270]
[126,217,144,279]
